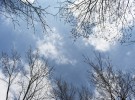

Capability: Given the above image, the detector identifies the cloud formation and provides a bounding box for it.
[68,0,135,51]
[36,28,77,65]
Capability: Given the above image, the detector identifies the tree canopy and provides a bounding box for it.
[1,0,135,43]
[0,0,51,32]
[59,0,135,43]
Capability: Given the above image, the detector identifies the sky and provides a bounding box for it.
[1,0,135,98]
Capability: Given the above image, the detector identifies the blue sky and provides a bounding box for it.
[0,0,135,88]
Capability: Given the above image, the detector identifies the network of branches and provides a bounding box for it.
[1,0,135,43]
[1,0,135,100]
[59,0,135,43]
[85,53,135,99]
[0,48,53,100]
[0,0,51,32]
[1,49,135,99]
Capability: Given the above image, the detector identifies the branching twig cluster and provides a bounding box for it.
[1,49,135,99]
[0,0,52,32]
[59,0,135,43]
[85,53,135,100]
[0,48,53,100]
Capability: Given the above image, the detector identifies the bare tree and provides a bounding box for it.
[0,0,52,32]
[52,78,76,100]
[0,48,53,100]
[78,86,93,100]
[0,50,21,100]
[52,78,93,100]
[18,48,53,100]
[59,0,135,43]
[84,53,135,100]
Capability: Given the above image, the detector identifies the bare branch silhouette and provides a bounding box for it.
[0,0,52,32]
[84,53,135,100]
[52,78,76,100]
[59,0,135,43]
[0,48,53,100]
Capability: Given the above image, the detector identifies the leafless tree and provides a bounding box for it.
[0,48,53,100]
[78,86,93,100]
[59,0,135,43]
[52,78,76,100]
[84,53,135,100]
[0,50,21,100]
[0,0,52,32]
[18,48,53,100]
[52,78,93,100]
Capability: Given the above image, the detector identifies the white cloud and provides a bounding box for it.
[69,0,135,52]
[83,23,120,51]
[84,37,110,52]
[36,28,76,64]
